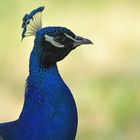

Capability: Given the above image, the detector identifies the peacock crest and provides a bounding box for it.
[22,6,44,40]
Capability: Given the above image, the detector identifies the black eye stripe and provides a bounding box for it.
[53,33,73,45]
[54,36,66,43]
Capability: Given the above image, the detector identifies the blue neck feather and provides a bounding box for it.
[17,44,78,140]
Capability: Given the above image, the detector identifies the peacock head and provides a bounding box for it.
[22,6,93,68]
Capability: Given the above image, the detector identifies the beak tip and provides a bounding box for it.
[82,38,93,45]
[89,41,94,45]
[75,36,94,46]
[85,39,94,45]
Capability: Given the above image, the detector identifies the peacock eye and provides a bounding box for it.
[54,34,66,44]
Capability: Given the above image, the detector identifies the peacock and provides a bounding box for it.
[0,7,93,140]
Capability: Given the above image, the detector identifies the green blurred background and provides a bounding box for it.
[0,0,140,140]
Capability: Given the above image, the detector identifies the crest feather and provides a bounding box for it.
[22,6,45,40]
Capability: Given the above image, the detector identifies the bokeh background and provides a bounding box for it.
[0,0,140,139]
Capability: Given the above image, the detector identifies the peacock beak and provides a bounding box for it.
[75,36,93,46]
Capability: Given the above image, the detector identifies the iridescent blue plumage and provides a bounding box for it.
[0,6,93,140]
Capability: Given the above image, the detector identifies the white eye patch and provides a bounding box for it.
[64,33,82,47]
[64,33,77,42]
[0,136,4,140]
[44,33,78,48]
[44,35,65,48]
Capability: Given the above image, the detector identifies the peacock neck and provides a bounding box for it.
[24,44,68,105]
[18,45,78,139]
[29,43,44,73]
[20,45,67,119]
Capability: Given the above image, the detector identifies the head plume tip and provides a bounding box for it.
[21,6,45,40]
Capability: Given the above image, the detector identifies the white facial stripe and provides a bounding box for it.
[0,136,4,140]
[64,33,77,42]
[44,35,64,48]
[64,33,83,47]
